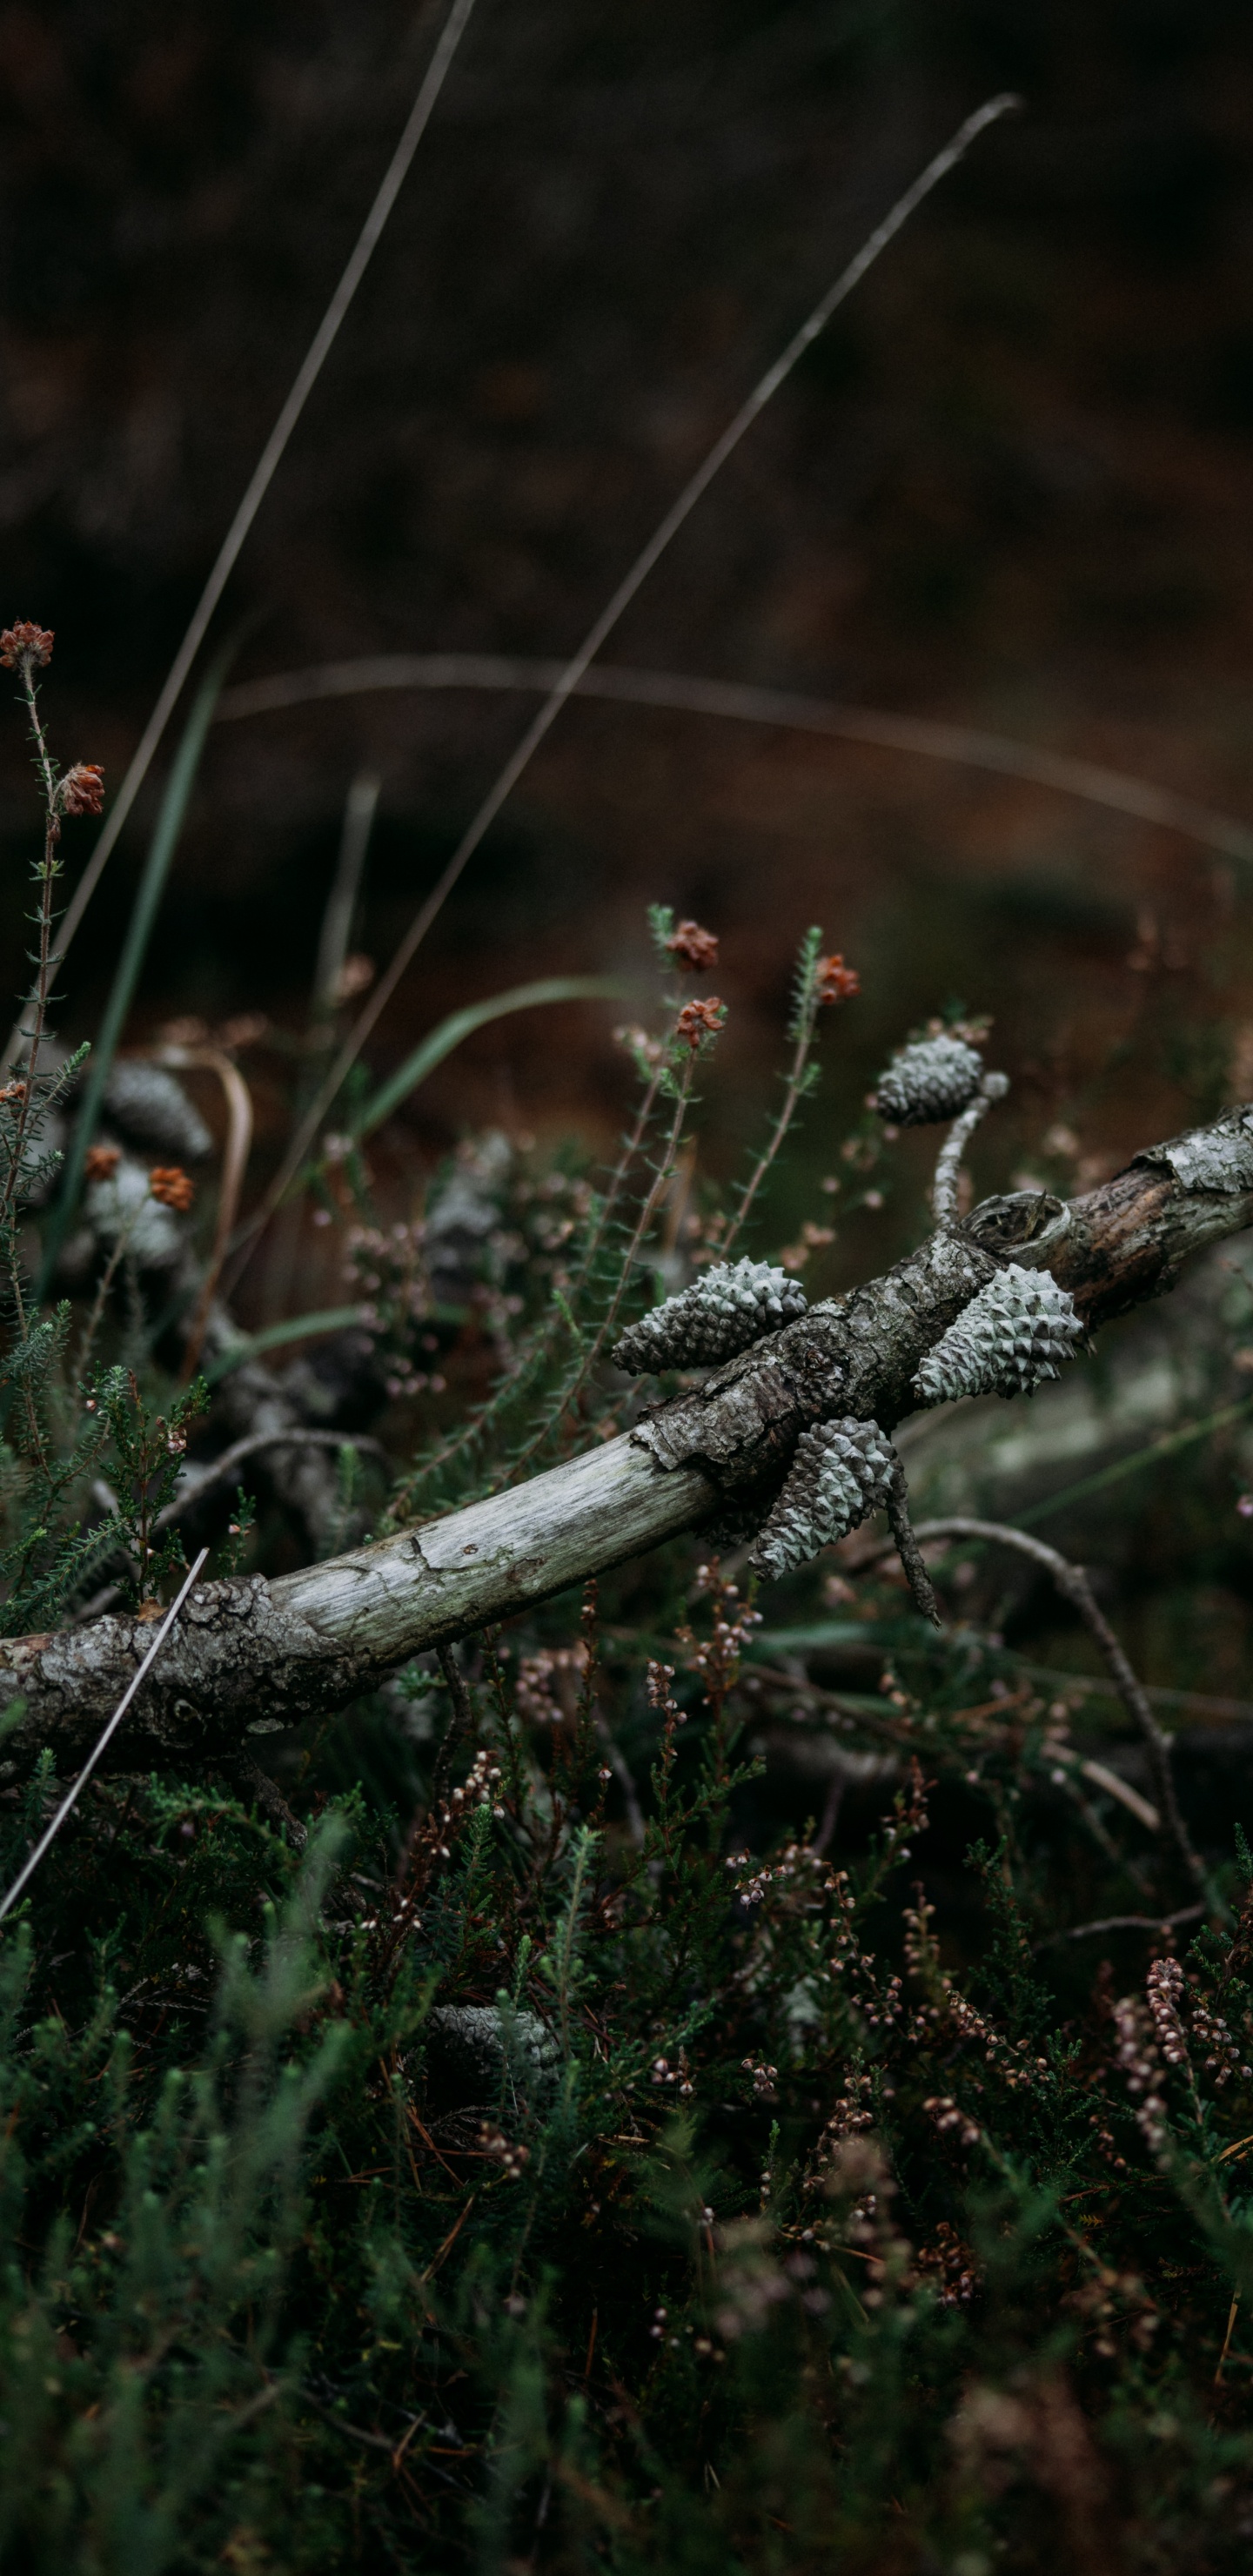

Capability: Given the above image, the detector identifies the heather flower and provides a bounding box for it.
[149,1164,194,1212]
[84,1144,121,1181]
[817,952,859,1004]
[0,622,53,670]
[57,762,104,817]
[676,996,725,1050]
[666,919,720,971]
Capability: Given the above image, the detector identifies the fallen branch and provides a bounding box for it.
[1,1103,1252,1774]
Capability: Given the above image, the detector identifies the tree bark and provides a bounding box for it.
[3,1106,1252,1776]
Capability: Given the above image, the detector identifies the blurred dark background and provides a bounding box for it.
[4,0,1253,1300]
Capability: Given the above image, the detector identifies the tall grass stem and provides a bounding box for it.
[35,651,233,1298]
[231,95,1021,1274]
[40,0,478,983]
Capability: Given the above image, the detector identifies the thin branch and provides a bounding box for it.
[227,96,1020,1276]
[41,0,478,988]
[931,1073,1008,1231]
[885,1467,941,1626]
[874,1516,1209,1897]
[1033,1905,1205,1952]
[160,1427,386,1528]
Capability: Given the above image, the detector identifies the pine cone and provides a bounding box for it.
[874,1034,985,1127]
[613,1258,807,1373]
[913,1261,1082,1405]
[751,1417,897,1580]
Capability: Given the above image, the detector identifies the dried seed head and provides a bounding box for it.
[874,1034,984,1126]
[752,1416,897,1580]
[676,996,726,1050]
[913,1262,1082,1405]
[666,919,719,970]
[84,1144,121,1181]
[817,953,860,1005]
[58,761,105,816]
[148,1164,195,1213]
[614,1256,807,1374]
[0,621,53,670]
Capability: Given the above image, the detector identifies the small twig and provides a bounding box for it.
[886,1469,941,1627]
[1078,1756,1159,1835]
[1216,2294,1241,2385]
[879,1517,1209,1898]
[0,1547,209,1923]
[236,1754,308,1850]
[158,1427,385,1532]
[931,1073,1008,1231]
[419,2190,478,2284]
[1215,2131,1253,2168]
[1033,1904,1205,1952]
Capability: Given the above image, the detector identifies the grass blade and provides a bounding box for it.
[352,976,633,1142]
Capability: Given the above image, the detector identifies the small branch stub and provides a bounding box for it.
[932,1070,1009,1231]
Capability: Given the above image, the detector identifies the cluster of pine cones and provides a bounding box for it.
[611,1021,1084,1579]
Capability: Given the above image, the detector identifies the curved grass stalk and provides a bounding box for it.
[218,651,1253,869]
[37,0,478,995]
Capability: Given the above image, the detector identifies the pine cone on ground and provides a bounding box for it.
[874,1035,985,1127]
[751,1416,897,1580]
[912,1262,1082,1405]
[613,1258,807,1374]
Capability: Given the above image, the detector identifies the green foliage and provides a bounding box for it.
[0,1560,1251,2570]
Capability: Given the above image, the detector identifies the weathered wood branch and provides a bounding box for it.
[3,1105,1253,1776]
